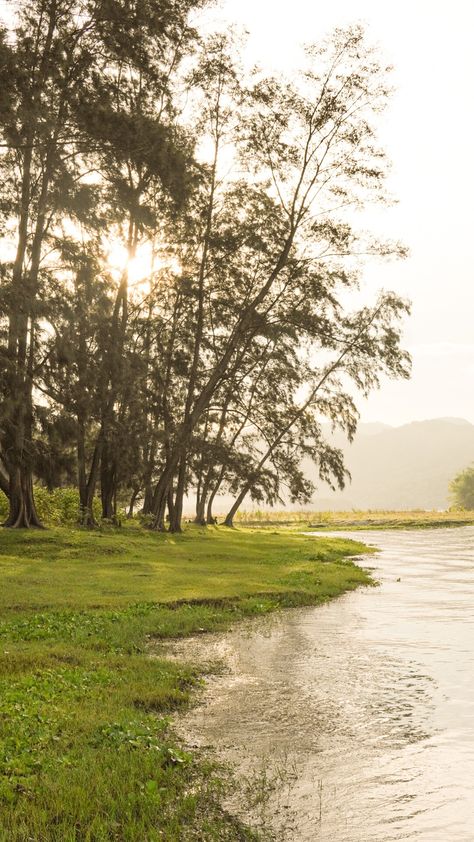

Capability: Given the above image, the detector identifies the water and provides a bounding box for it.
[172,527,474,840]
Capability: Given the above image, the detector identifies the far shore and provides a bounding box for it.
[231,509,474,531]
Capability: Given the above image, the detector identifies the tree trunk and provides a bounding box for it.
[149,468,170,531]
[77,430,101,528]
[195,464,216,525]
[167,485,177,531]
[150,459,176,529]
[206,484,220,525]
[127,487,140,518]
[223,484,250,527]
[142,482,154,515]
[195,493,207,525]
[3,467,42,528]
[169,452,187,533]
[155,495,167,531]
[0,459,10,499]
[78,483,98,528]
[100,440,116,520]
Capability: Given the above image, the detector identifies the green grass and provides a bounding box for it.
[0,524,373,840]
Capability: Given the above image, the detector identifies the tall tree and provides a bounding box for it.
[0,18,411,531]
[0,0,205,526]
[0,0,98,525]
[147,26,409,531]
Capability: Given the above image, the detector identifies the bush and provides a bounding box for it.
[449,465,474,510]
[0,492,7,522]
[0,487,102,526]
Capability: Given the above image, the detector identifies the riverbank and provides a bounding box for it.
[0,524,373,841]
[169,525,474,840]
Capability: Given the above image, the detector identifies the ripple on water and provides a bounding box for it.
[173,526,474,841]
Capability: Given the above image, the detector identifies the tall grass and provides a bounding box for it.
[234,508,474,529]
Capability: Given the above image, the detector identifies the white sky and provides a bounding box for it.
[1,0,472,427]
[208,0,474,426]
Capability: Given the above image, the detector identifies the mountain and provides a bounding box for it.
[195,417,474,516]
[311,418,474,510]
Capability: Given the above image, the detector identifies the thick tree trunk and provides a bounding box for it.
[155,495,167,531]
[3,322,42,528]
[142,482,154,515]
[195,494,207,525]
[0,460,10,499]
[141,442,157,514]
[195,466,215,525]
[194,464,205,525]
[169,497,183,532]
[3,467,42,528]
[150,458,177,529]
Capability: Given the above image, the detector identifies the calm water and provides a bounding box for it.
[173,527,474,840]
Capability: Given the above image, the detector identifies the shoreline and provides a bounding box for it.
[235,512,474,531]
[0,525,373,841]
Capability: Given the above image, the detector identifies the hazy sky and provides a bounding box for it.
[206,0,474,426]
[2,1,472,427]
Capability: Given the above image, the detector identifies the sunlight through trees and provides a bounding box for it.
[0,2,410,531]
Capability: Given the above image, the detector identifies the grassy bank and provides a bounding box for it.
[0,524,372,841]
[234,509,474,530]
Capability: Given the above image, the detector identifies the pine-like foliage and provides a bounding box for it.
[0,9,411,530]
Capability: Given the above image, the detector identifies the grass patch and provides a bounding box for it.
[0,524,372,840]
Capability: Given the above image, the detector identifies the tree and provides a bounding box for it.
[0,15,411,532]
[450,465,474,510]
[0,0,206,527]
[146,25,410,531]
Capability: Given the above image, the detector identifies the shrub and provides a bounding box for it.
[0,492,7,522]
[449,465,474,510]
[0,487,102,526]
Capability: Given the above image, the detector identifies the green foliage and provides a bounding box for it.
[0,488,102,526]
[0,666,112,799]
[449,465,474,510]
[0,492,6,521]
[0,8,410,532]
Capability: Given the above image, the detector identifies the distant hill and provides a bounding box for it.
[197,417,474,516]
[311,418,474,510]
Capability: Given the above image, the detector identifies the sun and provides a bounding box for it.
[105,241,154,285]
[105,239,182,289]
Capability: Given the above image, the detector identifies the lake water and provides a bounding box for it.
[173,527,474,840]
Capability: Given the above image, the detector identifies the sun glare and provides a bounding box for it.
[105,240,182,288]
[105,241,154,285]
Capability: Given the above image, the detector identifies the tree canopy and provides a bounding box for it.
[450,465,474,510]
[0,4,411,531]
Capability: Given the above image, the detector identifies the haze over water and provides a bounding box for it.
[175,527,474,840]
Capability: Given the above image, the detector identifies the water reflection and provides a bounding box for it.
[172,527,474,840]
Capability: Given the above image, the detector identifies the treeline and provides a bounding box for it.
[0,0,410,531]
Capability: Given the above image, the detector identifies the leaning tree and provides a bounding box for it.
[146,26,410,531]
